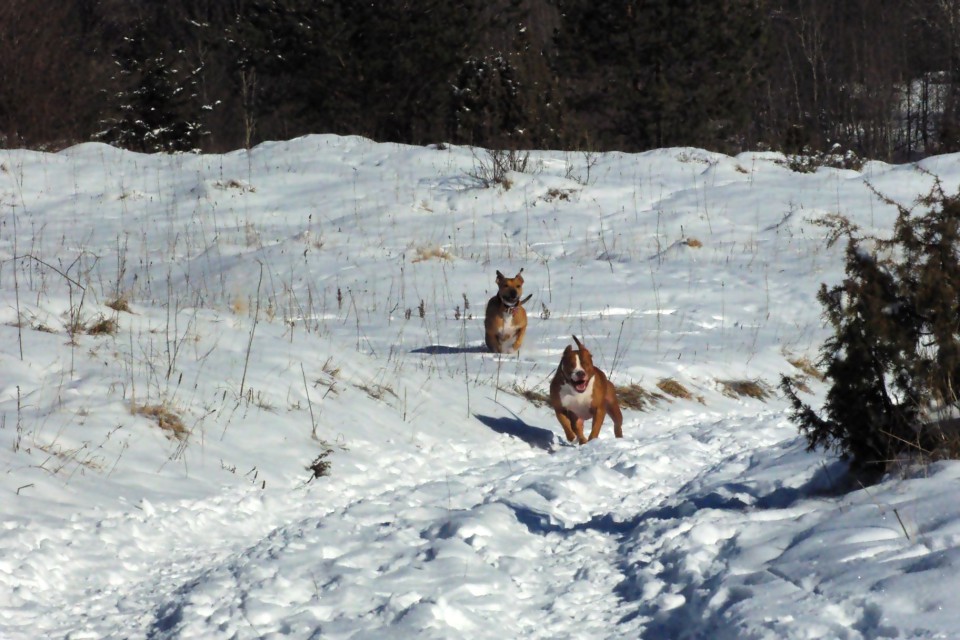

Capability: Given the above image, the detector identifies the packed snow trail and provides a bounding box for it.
[4,404,823,640]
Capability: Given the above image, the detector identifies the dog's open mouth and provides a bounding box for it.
[574,379,588,393]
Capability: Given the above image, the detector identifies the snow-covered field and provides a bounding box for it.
[2,136,960,639]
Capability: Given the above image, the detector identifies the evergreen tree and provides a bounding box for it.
[230,0,488,146]
[227,0,355,142]
[97,19,208,152]
[451,54,523,146]
[551,0,636,148]
[782,181,960,476]
[553,0,768,152]
[344,1,487,143]
[449,22,564,149]
[629,0,767,151]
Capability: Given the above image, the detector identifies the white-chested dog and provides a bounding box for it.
[484,269,530,354]
[549,335,623,444]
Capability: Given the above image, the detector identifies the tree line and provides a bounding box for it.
[3,0,960,160]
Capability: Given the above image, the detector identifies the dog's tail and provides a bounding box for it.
[520,294,533,306]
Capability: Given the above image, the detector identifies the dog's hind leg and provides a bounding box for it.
[608,392,623,438]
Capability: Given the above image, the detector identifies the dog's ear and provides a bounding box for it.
[562,344,573,358]
[515,268,524,284]
[572,335,585,352]
[496,270,505,284]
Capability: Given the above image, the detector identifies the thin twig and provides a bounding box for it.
[893,508,912,540]
[302,363,318,439]
[240,262,264,397]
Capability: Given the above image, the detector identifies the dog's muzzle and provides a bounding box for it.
[501,289,519,305]
[571,370,588,393]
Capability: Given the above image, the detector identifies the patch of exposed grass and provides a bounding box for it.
[783,375,813,394]
[786,354,824,381]
[511,384,551,408]
[230,296,249,315]
[85,316,118,336]
[356,381,398,402]
[411,245,452,263]
[133,403,187,440]
[35,441,104,473]
[63,314,118,337]
[306,448,333,481]
[781,354,823,395]
[618,383,666,411]
[542,188,577,202]
[656,378,692,400]
[106,297,132,313]
[718,379,773,400]
[213,178,256,192]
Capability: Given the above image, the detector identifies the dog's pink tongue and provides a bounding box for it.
[575,380,588,393]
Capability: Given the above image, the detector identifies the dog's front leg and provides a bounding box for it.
[512,327,525,353]
[572,416,588,444]
[554,409,577,442]
[587,407,607,441]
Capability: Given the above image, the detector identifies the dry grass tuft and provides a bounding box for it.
[784,375,813,394]
[86,316,119,336]
[782,354,823,395]
[321,357,341,379]
[133,403,188,440]
[786,355,824,381]
[512,384,551,408]
[618,383,666,411]
[684,237,703,248]
[356,381,398,402]
[35,441,104,472]
[656,378,694,400]
[543,188,576,202]
[306,448,334,481]
[718,379,773,400]
[411,245,453,263]
[231,296,249,315]
[213,178,256,192]
[106,297,132,313]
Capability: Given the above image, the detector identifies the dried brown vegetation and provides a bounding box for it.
[512,385,551,408]
[133,403,188,440]
[617,383,666,411]
[718,379,772,401]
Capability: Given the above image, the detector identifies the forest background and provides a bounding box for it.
[4,0,959,161]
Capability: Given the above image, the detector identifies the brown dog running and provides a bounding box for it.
[549,335,623,444]
[484,269,530,354]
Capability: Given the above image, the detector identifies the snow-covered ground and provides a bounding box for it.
[2,136,960,639]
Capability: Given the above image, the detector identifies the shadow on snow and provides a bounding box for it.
[474,413,557,452]
[411,344,489,355]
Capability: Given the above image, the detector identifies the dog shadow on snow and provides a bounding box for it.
[411,344,489,355]
[474,414,557,452]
